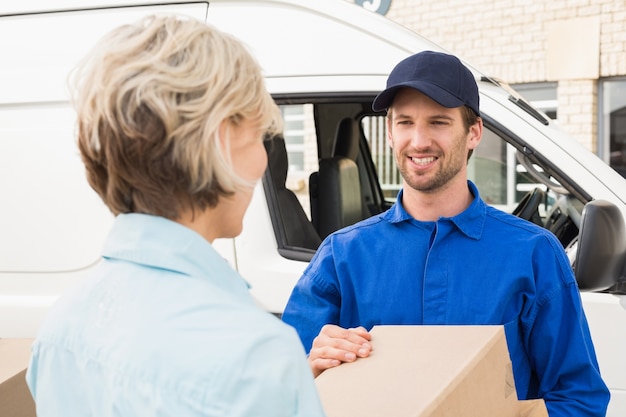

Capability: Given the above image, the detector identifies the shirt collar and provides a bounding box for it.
[383,180,486,240]
[102,213,250,290]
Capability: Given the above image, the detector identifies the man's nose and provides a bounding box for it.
[410,124,432,149]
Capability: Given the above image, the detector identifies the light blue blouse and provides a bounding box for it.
[27,213,325,417]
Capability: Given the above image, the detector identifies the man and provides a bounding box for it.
[282,50,609,416]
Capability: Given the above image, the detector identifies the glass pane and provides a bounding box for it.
[284,119,304,132]
[470,128,548,215]
[284,133,303,146]
[278,104,318,217]
[287,152,304,172]
[470,129,507,205]
[361,115,400,199]
[602,79,626,178]
[282,105,304,117]
[281,104,306,164]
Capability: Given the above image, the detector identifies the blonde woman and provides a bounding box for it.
[26,15,326,417]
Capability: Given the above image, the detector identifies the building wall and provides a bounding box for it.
[379,0,626,153]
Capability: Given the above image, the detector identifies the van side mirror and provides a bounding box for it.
[574,200,626,291]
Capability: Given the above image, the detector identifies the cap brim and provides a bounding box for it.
[372,81,465,112]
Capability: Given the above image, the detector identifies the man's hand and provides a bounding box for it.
[308,324,372,378]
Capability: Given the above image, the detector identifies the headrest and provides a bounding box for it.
[333,118,359,161]
[264,136,288,187]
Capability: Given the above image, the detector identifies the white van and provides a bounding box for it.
[1,1,625,415]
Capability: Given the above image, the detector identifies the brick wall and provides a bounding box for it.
[374,0,626,153]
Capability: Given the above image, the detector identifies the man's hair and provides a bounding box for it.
[72,15,282,219]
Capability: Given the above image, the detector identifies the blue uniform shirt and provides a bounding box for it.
[27,213,326,417]
[283,181,609,417]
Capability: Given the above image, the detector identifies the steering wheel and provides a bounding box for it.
[512,187,545,227]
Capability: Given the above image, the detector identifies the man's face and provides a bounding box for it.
[387,88,481,194]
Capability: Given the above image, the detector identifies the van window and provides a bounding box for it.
[280,104,318,219]
[362,115,400,199]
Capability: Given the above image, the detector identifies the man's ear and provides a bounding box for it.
[386,117,394,148]
[467,118,483,150]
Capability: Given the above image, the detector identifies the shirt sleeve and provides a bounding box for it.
[282,240,342,353]
[525,235,610,417]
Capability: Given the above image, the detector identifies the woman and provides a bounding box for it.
[26,15,326,417]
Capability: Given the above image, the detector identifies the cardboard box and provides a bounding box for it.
[518,399,549,417]
[0,339,36,417]
[315,326,547,417]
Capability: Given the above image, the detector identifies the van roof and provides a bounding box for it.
[1,0,473,96]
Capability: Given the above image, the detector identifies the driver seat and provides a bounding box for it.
[263,136,322,252]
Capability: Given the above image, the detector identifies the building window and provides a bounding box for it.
[600,78,626,178]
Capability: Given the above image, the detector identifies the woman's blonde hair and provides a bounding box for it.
[72,15,282,219]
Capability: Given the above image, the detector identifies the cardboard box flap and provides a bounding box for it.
[0,339,33,382]
[315,325,520,417]
[0,338,36,417]
[518,399,549,417]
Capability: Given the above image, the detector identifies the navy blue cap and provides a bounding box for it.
[372,51,480,116]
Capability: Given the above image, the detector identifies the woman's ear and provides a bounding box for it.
[218,119,230,149]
